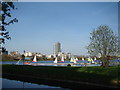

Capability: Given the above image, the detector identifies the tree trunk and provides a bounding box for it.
[101,56,110,68]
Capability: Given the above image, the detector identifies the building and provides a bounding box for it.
[53,42,61,56]
[24,52,43,57]
[10,51,20,56]
[24,52,33,57]
[9,51,21,59]
[58,52,71,59]
[46,54,54,59]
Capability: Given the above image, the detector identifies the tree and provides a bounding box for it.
[87,25,118,59]
[0,2,18,54]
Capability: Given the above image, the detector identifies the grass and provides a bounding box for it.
[2,64,120,86]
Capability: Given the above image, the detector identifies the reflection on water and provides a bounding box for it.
[2,78,23,88]
[2,78,63,88]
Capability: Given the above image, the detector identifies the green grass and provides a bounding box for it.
[2,64,120,86]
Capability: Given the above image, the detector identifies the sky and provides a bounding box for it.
[4,2,118,55]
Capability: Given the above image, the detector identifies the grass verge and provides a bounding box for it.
[2,64,120,87]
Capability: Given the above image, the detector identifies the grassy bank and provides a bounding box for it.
[2,64,120,87]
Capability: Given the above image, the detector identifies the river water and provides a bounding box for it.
[1,59,120,66]
[1,78,68,89]
[0,60,102,66]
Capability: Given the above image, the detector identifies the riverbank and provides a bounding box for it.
[2,64,120,88]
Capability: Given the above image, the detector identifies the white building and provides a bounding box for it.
[35,53,43,57]
[24,52,32,57]
[24,52,43,57]
[57,52,71,59]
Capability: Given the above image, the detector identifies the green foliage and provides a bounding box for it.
[87,25,118,57]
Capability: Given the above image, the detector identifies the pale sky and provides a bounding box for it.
[5,2,118,55]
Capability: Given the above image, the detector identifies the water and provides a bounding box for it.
[1,78,65,89]
[0,61,17,65]
[1,59,120,66]
[1,60,100,64]
[1,60,101,66]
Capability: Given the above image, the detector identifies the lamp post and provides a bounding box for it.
[21,51,25,89]
[21,54,25,65]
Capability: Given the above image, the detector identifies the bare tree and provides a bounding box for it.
[87,25,118,66]
[0,2,18,54]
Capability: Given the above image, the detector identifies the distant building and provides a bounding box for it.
[58,52,71,59]
[46,54,54,59]
[67,52,72,59]
[35,53,43,57]
[10,51,20,56]
[9,51,21,59]
[24,52,32,57]
[53,42,61,56]
[24,52,43,57]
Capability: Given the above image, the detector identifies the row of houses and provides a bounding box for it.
[9,51,72,60]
